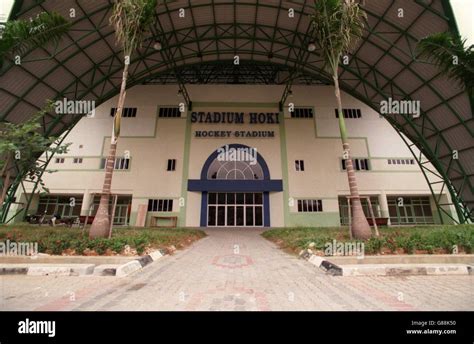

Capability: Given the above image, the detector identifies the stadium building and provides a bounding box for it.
[8,84,458,227]
[1,1,472,228]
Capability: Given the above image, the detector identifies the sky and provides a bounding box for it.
[0,0,472,43]
[451,0,474,45]
[0,0,15,22]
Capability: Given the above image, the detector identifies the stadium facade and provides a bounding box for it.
[9,84,457,227]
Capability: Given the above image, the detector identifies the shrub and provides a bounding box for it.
[365,237,385,254]
[132,236,149,255]
[71,240,87,255]
[0,225,205,256]
[394,236,415,254]
[455,231,474,253]
[108,239,128,254]
[385,236,397,253]
[424,245,435,254]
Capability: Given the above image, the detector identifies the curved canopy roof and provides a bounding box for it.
[0,0,472,221]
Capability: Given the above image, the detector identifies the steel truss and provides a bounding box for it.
[143,60,329,85]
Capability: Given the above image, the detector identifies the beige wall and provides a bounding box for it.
[14,84,451,226]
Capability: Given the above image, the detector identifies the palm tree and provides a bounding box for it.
[417,32,473,99]
[0,11,70,68]
[310,0,371,239]
[89,0,157,239]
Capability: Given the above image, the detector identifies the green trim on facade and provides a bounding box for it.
[45,169,131,172]
[433,209,456,225]
[279,116,290,226]
[286,212,341,227]
[306,123,373,157]
[292,197,339,200]
[178,112,193,227]
[370,157,417,160]
[100,116,160,152]
[51,156,105,159]
[299,113,371,156]
[129,211,137,226]
[192,102,280,108]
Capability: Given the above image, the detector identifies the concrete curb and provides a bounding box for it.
[0,249,166,277]
[0,267,28,275]
[305,254,343,276]
[93,264,119,276]
[110,249,166,277]
[341,263,471,276]
[302,252,473,277]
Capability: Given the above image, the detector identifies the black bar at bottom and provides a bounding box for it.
[0,311,472,343]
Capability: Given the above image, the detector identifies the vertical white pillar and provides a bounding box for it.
[378,191,389,223]
[80,190,92,216]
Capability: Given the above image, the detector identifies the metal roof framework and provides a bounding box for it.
[0,0,472,223]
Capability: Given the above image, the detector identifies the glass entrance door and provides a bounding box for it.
[208,192,263,227]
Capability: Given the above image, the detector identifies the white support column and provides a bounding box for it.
[80,190,92,216]
[378,191,389,224]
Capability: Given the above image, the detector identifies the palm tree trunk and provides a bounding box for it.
[334,75,371,240]
[89,63,129,239]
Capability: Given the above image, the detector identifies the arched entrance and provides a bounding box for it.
[188,144,283,227]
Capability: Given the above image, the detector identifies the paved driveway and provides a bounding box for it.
[1,228,473,311]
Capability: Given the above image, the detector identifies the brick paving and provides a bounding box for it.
[1,228,473,311]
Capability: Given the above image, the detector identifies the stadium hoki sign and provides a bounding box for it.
[191,112,280,124]
[191,112,279,138]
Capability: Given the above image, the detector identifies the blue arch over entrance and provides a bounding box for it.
[188,144,283,227]
[199,144,271,180]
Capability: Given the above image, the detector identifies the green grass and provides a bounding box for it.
[0,224,206,256]
[262,225,474,255]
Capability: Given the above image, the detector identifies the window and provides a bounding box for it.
[110,107,137,118]
[342,158,370,171]
[38,195,83,217]
[73,158,83,164]
[207,153,264,180]
[100,157,130,170]
[295,160,305,171]
[297,199,323,212]
[338,196,380,225]
[290,108,314,118]
[148,199,173,212]
[159,107,181,118]
[167,159,176,171]
[335,108,362,119]
[388,159,415,165]
[55,158,65,164]
[387,196,434,225]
